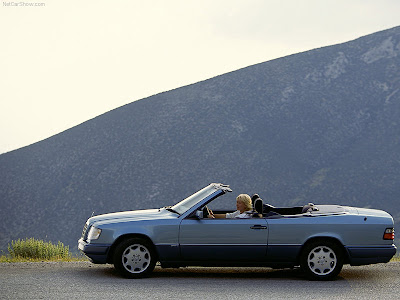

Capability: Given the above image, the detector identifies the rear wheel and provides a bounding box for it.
[300,239,344,280]
[113,238,156,278]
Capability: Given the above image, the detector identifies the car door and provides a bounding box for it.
[179,217,269,262]
[264,216,312,263]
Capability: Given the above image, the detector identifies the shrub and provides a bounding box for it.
[7,238,72,261]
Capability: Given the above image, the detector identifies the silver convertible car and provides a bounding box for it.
[78,183,396,280]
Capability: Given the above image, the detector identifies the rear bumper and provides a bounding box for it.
[78,238,111,264]
[346,244,397,266]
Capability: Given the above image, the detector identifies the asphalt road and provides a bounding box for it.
[1,261,400,299]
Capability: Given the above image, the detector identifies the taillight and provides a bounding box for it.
[383,228,395,240]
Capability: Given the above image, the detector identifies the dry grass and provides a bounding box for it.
[391,255,400,262]
[0,238,87,262]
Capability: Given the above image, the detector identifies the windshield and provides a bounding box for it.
[171,185,218,215]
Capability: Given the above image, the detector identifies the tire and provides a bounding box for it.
[113,237,157,278]
[300,239,344,281]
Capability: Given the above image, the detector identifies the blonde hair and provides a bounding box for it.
[236,194,252,211]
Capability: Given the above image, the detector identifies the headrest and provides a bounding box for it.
[254,198,263,214]
[302,203,318,213]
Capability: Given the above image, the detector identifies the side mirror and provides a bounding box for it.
[195,210,204,219]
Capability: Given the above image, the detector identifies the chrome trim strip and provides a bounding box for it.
[268,244,302,247]
[156,243,302,247]
[179,244,268,246]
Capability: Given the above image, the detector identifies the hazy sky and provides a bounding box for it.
[1,0,399,154]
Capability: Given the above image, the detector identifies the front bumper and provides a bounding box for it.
[78,238,111,264]
[346,244,397,266]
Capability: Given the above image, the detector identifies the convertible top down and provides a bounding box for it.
[79,183,396,280]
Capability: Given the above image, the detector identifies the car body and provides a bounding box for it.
[78,183,396,280]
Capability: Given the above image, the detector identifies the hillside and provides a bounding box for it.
[1,26,400,251]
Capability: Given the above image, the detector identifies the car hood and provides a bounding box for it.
[88,208,177,226]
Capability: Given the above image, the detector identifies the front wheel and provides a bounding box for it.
[113,238,157,278]
[300,240,344,281]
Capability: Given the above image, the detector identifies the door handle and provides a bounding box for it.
[250,225,267,230]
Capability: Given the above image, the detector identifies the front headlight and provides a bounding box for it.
[87,226,102,241]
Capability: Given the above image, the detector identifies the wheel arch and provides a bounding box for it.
[106,233,158,264]
[297,236,350,264]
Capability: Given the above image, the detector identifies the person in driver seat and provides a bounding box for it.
[208,194,253,218]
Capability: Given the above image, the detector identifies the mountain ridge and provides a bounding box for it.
[1,26,399,252]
